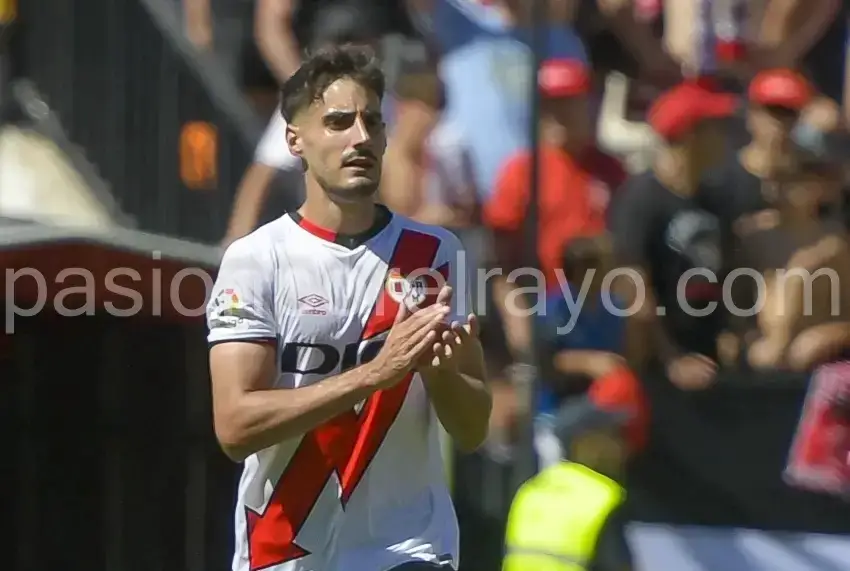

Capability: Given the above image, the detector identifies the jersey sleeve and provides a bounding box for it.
[207,237,277,345]
[436,231,474,323]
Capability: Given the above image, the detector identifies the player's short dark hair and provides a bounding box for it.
[280,44,385,123]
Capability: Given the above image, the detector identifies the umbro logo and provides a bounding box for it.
[298,294,328,315]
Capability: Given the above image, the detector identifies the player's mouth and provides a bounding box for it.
[342,155,376,169]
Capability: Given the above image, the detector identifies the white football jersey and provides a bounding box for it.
[207,206,467,571]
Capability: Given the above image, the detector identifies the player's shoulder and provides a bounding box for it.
[390,213,464,252]
[221,216,294,265]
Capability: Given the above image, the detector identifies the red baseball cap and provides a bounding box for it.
[748,69,812,110]
[538,58,591,98]
[648,81,737,141]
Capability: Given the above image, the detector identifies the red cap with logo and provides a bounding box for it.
[538,58,591,98]
[748,69,812,110]
[648,81,738,140]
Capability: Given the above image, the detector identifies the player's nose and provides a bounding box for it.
[351,115,371,145]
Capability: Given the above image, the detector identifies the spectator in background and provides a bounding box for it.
[609,82,735,388]
[222,97,303,245]
[432,0,589,205]
[756,0,845,105]
[534,234,648,469]
[733,162,850,372]
[484,58,626,362]
[700,70,814,241]
[254,0,425,87]
[379,58,484,276]
[183,0,279,114]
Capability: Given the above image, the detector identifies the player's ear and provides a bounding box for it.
[286,123,303,158]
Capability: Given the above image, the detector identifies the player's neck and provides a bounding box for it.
[299,184,377,236]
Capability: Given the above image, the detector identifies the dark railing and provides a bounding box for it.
[10,0,269,243]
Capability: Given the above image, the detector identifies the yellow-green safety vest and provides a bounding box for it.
[503,461,625,571]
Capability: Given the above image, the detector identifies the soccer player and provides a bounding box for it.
[207,44,491,571]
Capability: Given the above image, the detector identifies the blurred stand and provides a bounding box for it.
[12,0,266,243]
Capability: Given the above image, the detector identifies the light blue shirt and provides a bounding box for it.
[433,0,589,200]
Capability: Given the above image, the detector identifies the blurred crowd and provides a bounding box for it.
[181,0,850,464]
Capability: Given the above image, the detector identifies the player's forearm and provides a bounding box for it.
[216,364,388,461]
[422,369,491,452]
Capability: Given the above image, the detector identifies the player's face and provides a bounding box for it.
[299,78,387,200]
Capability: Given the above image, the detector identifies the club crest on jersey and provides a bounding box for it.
[386,269,428,308]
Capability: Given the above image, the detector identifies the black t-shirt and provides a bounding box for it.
[609,172,725,359]
[590,504,633,571]
[699,155,846,251]
[700,155,774,227]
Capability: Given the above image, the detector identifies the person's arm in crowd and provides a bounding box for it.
[553,351,627,379]
[756,0,840,68]
[596,72,658,169]
[255,0,303,83]
[184,0,213,50]
[223,163,277,246]
[596,0,680,83]
[541,294,628,380]
[413,131,479,227]
[208,239,450,462]
[754,235,850,371]
[483,157,536,361]
[381,101,438,216]
[223,113,303,246]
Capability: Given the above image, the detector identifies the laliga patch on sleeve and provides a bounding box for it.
[785,361,850,498]
[208,288,254,329]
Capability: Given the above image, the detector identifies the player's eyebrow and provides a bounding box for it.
[323,108,382,121]
[323,109,355,120]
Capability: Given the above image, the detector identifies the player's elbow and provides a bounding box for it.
[454,407,492,453]
[454,429,488,453]
[214,414,255,462]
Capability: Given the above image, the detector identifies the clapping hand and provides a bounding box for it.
[419,286,482,373]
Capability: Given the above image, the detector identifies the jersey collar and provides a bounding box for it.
[288,204,393,249]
